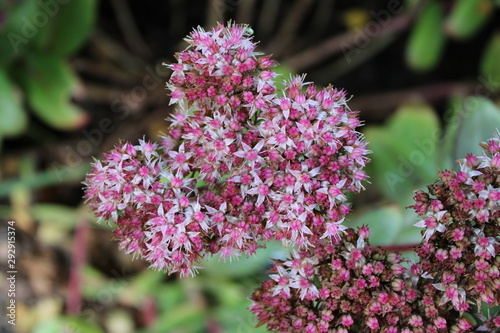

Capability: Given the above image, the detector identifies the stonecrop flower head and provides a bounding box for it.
[84,22,369,277]
[250,135,500,333]
[250,227,484,333]
[411,134,500,331]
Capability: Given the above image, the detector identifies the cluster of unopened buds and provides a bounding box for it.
[84,22,499,332]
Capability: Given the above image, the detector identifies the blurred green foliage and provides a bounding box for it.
[30,242,284,333]
[350,96,500,246]
[444,0,493,39]
[405,1,445,71]
[406,0,500,74]
[0,0,96,140]
[2,1,500,332]
[480,32,500,92]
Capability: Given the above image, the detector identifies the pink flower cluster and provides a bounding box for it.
[251,137,500,332]
[250,228,480,333]
[84,22,500,331]
[84,22,369,276]
[412,134,500,330]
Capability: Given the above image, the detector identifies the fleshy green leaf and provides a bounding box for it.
[119,269,167,307]
[406,1,446,71]
[441,95,464,170]
[32,203,80,227]
[202,241,283,278]
[364,101,440,203]
[0,0,39,64]
[347,205,403,245]
[0,163,91,198]
[33,316,104,333]
[444,0,493,39]
[396,226,424,246]
[215,301,270,333]
[452,96,500,161]
[479,32,500,93]
[32,318,66,333]
[61,316,105,333]
[387,102,440,182]
[81,265,112,299]
[273,64,296,92]
[146,302,205,333]
[35,0,97,55]
[19,53,88,129]
[154,283,186,312]
[205,278,270,332]
[0,67,27,136]
[396,208,425,245]
[363,127,402,199]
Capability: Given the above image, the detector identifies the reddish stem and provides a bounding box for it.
[207,319,224,333]
[284,13,414,72]
[142,296,157,327]
[66,217,90,314]
[351,81,479,122]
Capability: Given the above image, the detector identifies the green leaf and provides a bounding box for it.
[154,282,185,312]
[32,318,66,333]
[33,316,104,333]
[208,281,270,333]
[364,101,440,203]
[0,163,91,198]
[364,127,402,200]
[0,67,27,136]
[406,1,445,71]
[479,32,500,93]
[61,316,105,333]
[396,207,425,245]
[82,265,111,299]
[0,0,39,64]
[147,302,205,333]
[347,205,403,245]
[120,269,166,306]
[35,0,97,55]
[203,277,247,306]
[444,0,493,39]
[19,53,88,130]
[452,96,500,161]
[273,64,296,92]
[32,203,81,245]
[441,95,464,170]
[32,203,79,228]
[387,102,440,181]
[202,241,283,278]
[0,204,11,219]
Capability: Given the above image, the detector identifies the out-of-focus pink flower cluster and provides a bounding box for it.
[250,228,481,333]
[412,134,500,331]
[84,22,369,277]
[250,137,500,332]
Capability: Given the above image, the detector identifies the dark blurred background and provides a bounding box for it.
[1,0,500,332]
